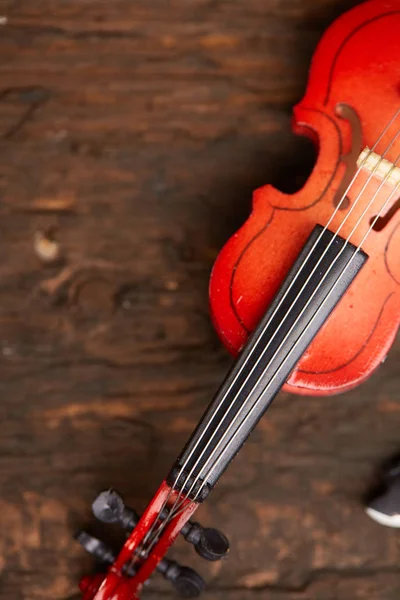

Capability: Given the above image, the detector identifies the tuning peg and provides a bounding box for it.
[75,531,115,564]
[92,489,139,530]
[76,531,205,598]
[180,521,230,562]
[92,489,171,531]
[157,560,205,598]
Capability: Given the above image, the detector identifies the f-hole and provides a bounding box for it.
[333,104,363,210]
[371,196,400,231]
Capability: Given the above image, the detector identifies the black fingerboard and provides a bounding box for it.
[169,225,368,499]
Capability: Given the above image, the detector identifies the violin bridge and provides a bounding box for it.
[357,147,400,187]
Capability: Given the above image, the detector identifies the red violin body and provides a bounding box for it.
[210,0,400,396]
[77,2,400,599]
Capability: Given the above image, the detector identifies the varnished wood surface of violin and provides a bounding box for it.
[210,1,400,396]
[0,1,399,599]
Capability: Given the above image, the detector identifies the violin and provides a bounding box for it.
[77,1,400,598]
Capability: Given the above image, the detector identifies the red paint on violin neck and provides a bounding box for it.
[83,481,199,600]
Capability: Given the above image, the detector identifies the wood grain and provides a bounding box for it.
[0,0,398,598]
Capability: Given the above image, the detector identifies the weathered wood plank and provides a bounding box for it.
[0,0,399,599]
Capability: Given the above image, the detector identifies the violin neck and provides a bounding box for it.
[169,225,368,498]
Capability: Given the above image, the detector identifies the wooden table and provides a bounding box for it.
[0,1,399,598]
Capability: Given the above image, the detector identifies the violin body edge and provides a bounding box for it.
[209,0,400,397]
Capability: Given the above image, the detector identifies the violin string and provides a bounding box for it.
[164,112,400,498]
[135,114,400,558]
[194,176,400,500]
[164,148,400,518]
[141,147,400,557]
[129,112,400,565]
[160,129,400,516]
[167,107,400,486]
